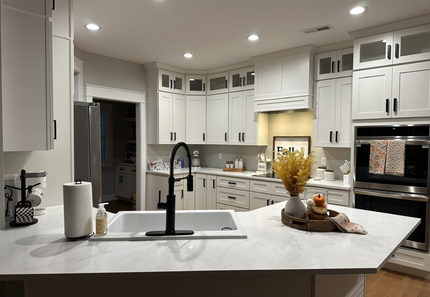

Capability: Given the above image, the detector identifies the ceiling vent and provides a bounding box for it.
[301,25,333,34]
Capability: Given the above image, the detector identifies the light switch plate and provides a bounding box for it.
[219,153,222,159]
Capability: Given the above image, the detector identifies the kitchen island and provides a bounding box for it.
[0,203,419,297]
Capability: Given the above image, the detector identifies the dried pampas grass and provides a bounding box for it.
[271,148,315,196]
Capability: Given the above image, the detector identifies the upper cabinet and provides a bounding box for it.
[229,67,255,92]
[1,0,54,151]
[185,95,206,144]
[207,72,229,95]
[252,45,315,112]
[158,69,185,94]
[186,75,206,95]
[315,48,353,80]
[157,92,185,144]
[353,24,430,70]
[206,93,229,144]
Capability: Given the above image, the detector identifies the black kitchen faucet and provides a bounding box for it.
[146,142,194,236]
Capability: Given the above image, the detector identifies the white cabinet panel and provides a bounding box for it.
[157,92,185,144]
[207,72,228,95]
[229,66,254,92]
[353,32,394,70]
[172,93,186,142]
[217,176,249,190]
[195,174,207,210]
[158,69,185,94]
[186,96,206,144]
[228,92,245,145]
[206,94,229,144]
[186,75,206,95]
[250,180,271,193]
[315,48,353,80]
[206,175,217,210]
[250,192,271,210]
[217,187,249,210]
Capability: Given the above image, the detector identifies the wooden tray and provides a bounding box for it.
[223,168,246,172]
[281,209,340,232]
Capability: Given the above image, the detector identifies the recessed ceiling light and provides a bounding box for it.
[349,6,367,15]
[85,23,100,30]
[247,34,260,41]
[183,53,193,58]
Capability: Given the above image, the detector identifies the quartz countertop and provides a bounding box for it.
[0,202,418,279]
[147,167,351,190]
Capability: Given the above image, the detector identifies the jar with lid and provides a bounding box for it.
[324,170,335,181]
[317,167,326,180]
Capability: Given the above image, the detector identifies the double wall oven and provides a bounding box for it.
[354,125,430,252]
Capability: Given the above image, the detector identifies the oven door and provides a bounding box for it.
[354,140,430,194]
[354,188,429,252]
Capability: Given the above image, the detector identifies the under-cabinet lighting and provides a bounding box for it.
[349,6,367,15]
[183,53,193,58]
[247,34,260,41]
[85,23,100,31]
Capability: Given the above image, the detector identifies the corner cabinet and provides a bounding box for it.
[207,72,229,95]
[206,93,229,144]
[186,75,206,95]
[185,96,206,144]
[313,77,352,148]
[2,0,54,151]
[352,61,430,120]
[157,92,186,144]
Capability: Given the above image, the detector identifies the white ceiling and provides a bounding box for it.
[73,0,430,70]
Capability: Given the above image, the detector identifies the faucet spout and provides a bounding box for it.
[146,142,194,237]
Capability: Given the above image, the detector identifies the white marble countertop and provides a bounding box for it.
[147,167,351,190]
[0,202,419,280]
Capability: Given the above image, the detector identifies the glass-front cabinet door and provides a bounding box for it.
[158,69,185,94]
[394,23,430,64]
[207,72,229,95]
[353,32,394,70]
[315,49,353,80]
[229,67,255,92]
[185,75,206,95]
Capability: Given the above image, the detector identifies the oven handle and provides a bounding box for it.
[354,188,430,203]
[355,139,430,145]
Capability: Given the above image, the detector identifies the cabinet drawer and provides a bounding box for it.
[327,189,349,206]
[271,183,289,197]
[217,188,249,209]
[250,180,271,193]
[115,165,137,175]
[216,203,248,212]
[217,176,249,190]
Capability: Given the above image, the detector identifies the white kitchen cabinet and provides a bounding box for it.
[217,187,250,210]
[158,69,185,94]
[206,93,229,144]
[305,186,349,207]
[186,75,206,95]
[185,96,206,144]
[157,91,185,144]
[114,165,136,199]
[353,23,430,70]
[207,72,229,95]
[250,192,271,210]
[253,45,315,112]
[313,77,352,148]
[2,0,54,151]
[315,48,353,80]
[229,66,255,92]
[352,61,430,120]
[206,175,217,210]
[194,173,217,210]
[229,90,268,146]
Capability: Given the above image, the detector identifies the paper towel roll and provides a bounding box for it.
[63,181,94,239]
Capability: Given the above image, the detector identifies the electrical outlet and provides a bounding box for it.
[321,157,327,166]
[219,153,222,159]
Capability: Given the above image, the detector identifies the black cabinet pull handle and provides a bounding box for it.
[387,45,392,60]
[239,77,242,87]
[242,132,245,142]
[228,182,236,185]
[266,199,270,206]
[243,76,246,86]
[337,60,340,72]
[271,200,274,205]
[170,80,173,89]
[181,189,184,198]
[393,98,398,112]
[173,80,176,90]
[228,196,236,200]
[53,120,57,140]
[225,80,227,89]
[170,132,173,141]
[174,132,176,141]
[213,180,215,189]
[335,131,338,143]
[239,133,241,142]
[225,133,227,142]
[395,44,400,59]
[203,178,206,188]
[331,61,335,73]
[386,99,389,113]
[329,131,333,143]
[203,83,205,92]
[132,170,136,172]
[119,168,124,171]
[52,0,55,10]
[203,133,205,141]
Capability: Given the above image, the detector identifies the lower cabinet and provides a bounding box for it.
[195,174,217,210]
[115,165,136,199]
[216,176,250,211]
[250,188,288,210]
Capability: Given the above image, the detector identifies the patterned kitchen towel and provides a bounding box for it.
[385,140,406,177]
[326,213,368,235]
[369,140,388,174]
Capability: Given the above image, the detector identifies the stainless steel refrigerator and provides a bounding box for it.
[74,102,102,207]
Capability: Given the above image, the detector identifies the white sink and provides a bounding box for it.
[90,210,247,241]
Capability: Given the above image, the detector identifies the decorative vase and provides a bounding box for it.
[284,195,306,218]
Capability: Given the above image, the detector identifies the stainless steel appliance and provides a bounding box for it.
[353,125,430,251]
[74,102,102,207]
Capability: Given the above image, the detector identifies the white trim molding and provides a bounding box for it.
[86,84,146,103]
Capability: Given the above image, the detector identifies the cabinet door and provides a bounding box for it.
[353,32,394,70]
[243,91,258,145]
[250,192,271,210]
[313,80,336,147]
[352,68,393,120]
[207,72,229,95]
[327,189,349,206]
[336,48,353,78]
[315,51,337,80]
[393,24,430,65]
[206,94,229,144]
[175,187,184,210]
[271,195,288,204]
[195,174,207,210]
[172,93,185,143]
[217,187,250,209]
[228,92,244,145]
[123,174,136,199]
[115,173,125,197]
[158,92,173,144]
[158,69,185,94]
[229,67,255,92]
[2,1,53,151]
[186,75,206,95]
[182,174,195,210]
[334,77,352,147]
[392,62,430,118]
[280,54,311,98]
[186,96,206,144]
[206,175,217,210]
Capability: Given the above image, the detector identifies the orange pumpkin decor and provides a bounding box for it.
[313,194,325,207]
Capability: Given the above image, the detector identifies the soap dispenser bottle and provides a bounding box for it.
[96,202,109,235]
[234,156,239,169]
[238,156,243,169]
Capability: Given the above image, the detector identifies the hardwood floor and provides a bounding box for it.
[366,269,430,297]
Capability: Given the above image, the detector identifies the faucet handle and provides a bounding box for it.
[157,190,168,209]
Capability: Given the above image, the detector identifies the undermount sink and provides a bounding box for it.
[90,209,247,241]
